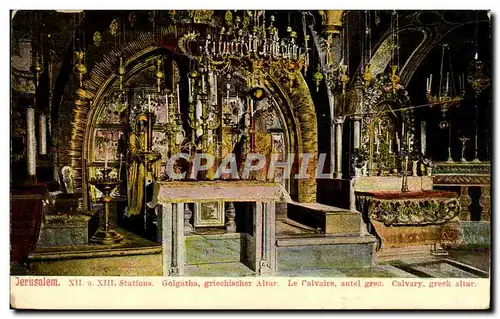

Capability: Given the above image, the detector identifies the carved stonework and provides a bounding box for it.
[225,202,236,233]
[433,175,490,186]
[361,196,460,226]
[479,186,490,221]
[458,186,472,221]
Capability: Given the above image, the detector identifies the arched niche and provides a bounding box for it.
[62,31,317,206]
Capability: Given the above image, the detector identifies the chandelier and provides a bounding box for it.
[183,11,310,75]
[425,44,465,116]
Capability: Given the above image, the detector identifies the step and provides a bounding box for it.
[276,234,377,271]
[287,202,362,236]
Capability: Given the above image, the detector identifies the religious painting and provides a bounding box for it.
[93,129,122,163]
[193,201,225,227]
[271,132,286,185]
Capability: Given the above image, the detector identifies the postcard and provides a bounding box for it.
[10,8,491,310]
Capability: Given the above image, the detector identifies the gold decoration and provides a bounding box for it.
[73,51,87,88]
[93,31,102,47]
[225,10,233,26]
[390,65,400,93]
[364,63,373,87]
[155,59,164,93]
[313,64,324,92]
[30,53,44,87]
[340,64,350,95]
[321,10,345,34]
[109,19,119,36]
[117,56,126,90]
[193,10,214,24]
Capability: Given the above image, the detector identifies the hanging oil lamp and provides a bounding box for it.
[73,51,87,88]
[117,55,126,91]
[30,53,44,87]
[155,59,164,93]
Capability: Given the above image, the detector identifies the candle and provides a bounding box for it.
[188,78,192,101]
[250,99,254,117]
[396,132,401,152]
[445,72,449,93]
[148,94,151,112]
[177,84,181,113]
[38,113,47,155]
[376,140,380,154]
[213,75,218,106]
[26,107,36,176]
[421,121,427,155]
[118,154,123,180]
[104,144,108,169]
[389,140,393,154]
[401,122,405,140]
[429,74,433,92]
[165,94,169,123]
[202,74,206,93]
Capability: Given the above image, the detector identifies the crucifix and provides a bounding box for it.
[458,136,470,162]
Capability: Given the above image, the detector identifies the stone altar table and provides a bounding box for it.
[356,190,460,261]
[157,181,282,276]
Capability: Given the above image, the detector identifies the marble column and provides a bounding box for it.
[253,201,276,275]
[328,91,336,178]
[161,203,173,276]
[161,202,185,276]
[334,117,345,179]
[458,186,471,221]
[479,186,490,221]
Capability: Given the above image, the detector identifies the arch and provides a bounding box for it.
[63,30,318,204]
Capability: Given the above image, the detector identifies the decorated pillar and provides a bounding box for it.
[334,117,345,179]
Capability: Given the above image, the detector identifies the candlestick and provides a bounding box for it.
[202,74,206,93]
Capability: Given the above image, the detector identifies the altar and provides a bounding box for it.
[157,181,282,276]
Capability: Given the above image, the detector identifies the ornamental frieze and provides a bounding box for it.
[359,196,460,226]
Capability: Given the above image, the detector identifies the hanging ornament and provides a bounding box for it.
[155,59,164,93]
[30,53,44,87]
[109,18,119,36]
[391,65,400,93]
[93,31,102,47]
[73,51,87,88]
[313,64,324,92]
[117,56,126,90]
[364,63,373,87]
[148,11,156,23]
[129,12,136,27]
